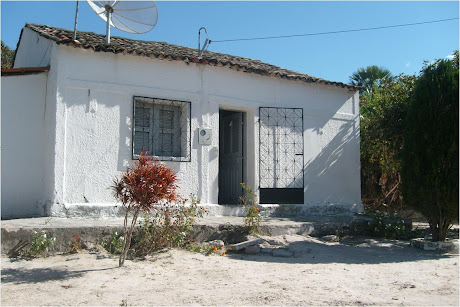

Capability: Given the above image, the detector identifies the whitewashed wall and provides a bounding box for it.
[46,44,361,216]
[1,73,51,218]
[13,28,53,68]
[7,32,361,218]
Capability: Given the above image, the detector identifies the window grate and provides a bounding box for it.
[133,96,191,162]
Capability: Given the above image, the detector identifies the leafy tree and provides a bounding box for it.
[401,56,459,242]
[450,50,459,69]
[360,74,416,212]
[350,65,394,94]
[112,151,178,266]
[1,41,15,69]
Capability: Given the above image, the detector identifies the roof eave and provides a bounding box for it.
[23,23,359,91]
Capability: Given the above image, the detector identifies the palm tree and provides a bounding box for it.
[349,65,394,93]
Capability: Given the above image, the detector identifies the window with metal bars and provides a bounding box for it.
[133,96,191,161]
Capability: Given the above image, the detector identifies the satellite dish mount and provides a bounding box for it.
[104,4,115,45]
[87,1,159,45]
[73,1,80,41]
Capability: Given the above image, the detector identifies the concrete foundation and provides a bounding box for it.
[46,202,364,219]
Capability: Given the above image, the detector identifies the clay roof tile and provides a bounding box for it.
[24,23,358,90]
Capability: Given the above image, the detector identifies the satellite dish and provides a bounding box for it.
[87,0,158,45]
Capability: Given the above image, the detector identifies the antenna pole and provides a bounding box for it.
[198,27,208,58]
[105,5,114,45]
[106,10,111,45]
[73,1,79,41]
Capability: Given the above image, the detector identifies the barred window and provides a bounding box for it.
[133,96,191,161]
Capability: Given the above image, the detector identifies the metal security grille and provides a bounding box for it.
[133,96,191,162]
[259,107,304,203]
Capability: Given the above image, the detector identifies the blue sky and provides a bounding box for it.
[1,1,458,84]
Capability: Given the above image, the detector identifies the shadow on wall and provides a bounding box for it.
[303,118,360,204]
[117,111,132,172]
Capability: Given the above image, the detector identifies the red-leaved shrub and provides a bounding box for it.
[112,150,178,266]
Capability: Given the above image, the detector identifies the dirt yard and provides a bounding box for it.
[1,235,458,306]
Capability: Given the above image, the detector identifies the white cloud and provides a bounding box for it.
[446,54,455,60]
[405,62,411,68]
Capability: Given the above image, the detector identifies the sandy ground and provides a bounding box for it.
[1,235,458,306]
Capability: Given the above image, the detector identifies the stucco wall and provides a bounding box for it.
[1,73,51,218]
[13,28,53,68]
[45,45,361,216]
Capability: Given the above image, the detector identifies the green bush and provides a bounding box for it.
[1,41,15,69]
[28,231,56,257]
[101,231,124,255]
[401,54,459,242]
[360,74,416,213]
[131,195,205,257]
[239,183,261,235]
[368,211,409,240]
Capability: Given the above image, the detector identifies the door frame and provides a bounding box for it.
[218,108,247,205]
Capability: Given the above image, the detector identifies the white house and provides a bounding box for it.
[1,23,362,219]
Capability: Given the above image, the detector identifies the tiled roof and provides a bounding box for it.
[23,23,357,90]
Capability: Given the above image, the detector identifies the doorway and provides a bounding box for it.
[218,110,245,204]
[259,107,304,204]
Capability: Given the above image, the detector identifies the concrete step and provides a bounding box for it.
[1,215,372,254]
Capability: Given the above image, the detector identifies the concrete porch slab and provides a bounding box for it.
[1,215,371,254]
